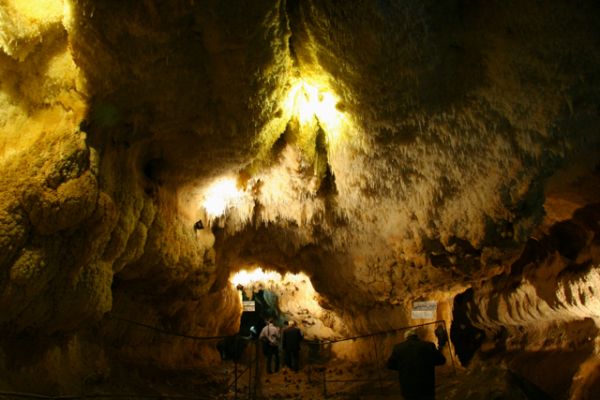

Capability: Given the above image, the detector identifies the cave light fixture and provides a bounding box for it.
[284,77,346,145]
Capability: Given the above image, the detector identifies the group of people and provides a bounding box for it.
[259,319,304,373]
[249,317,448,399]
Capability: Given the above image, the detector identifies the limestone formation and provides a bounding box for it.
[0,0,599,398]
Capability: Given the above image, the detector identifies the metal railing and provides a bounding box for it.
[106,315,257,400]
[228,319,456,399]
[226,341,258,400]
[0,317,456,400]
[306,319,456,398]
[0,315,234,400]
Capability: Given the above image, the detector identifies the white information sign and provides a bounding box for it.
[242,300,255,312]
[411,301,437,319]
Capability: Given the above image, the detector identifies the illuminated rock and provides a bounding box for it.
[0,0,598,398]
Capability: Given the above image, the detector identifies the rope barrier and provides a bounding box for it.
[302,319,456,398]
[0,391,76,399]
[0,391,215,400]
[106,315,230,341]
[4,316,454,400]
[305,319,445,345]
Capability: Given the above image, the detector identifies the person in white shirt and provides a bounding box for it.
[259,319,281,373]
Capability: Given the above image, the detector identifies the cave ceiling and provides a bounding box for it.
[0,0,599,340]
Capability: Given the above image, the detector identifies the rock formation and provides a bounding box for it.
[1,0,599,398]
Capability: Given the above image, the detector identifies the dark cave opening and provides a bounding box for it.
[450,288,485,367]
[237,288,282,338]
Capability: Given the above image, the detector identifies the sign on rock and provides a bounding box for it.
[411,301,437,319]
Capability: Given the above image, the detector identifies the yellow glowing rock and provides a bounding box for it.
[0,0,65,60]
[283,78,347,148]
[0,0,120,334]
[6,0,64,22]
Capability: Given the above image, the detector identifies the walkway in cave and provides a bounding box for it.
[220,356,550,400]
[220,330,551,400]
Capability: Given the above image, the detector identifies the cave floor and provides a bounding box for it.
[216,358,546,400]
[69,358,550,400]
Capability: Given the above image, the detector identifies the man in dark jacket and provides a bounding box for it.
[386,327,446,400]
[282,320,303,371]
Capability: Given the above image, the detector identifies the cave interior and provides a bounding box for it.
[1,0,599,399]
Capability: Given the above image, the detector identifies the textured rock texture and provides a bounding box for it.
[0,0,599,398]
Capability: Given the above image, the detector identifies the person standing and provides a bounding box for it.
[386,327,446,400]
[259,319,281,373]
[282,320,303,371]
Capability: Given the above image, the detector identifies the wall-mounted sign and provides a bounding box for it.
[411,301,437,319]
[242,301,255,312]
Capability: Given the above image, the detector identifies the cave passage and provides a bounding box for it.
[450,288,486,367]
[229,267,344,340]
[1,0,599,398]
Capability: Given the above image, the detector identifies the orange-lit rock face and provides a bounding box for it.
[0,0,599,397]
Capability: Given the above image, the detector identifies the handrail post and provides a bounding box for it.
[323,367,327,398]
[248,349,252,400]
[234,360,238,400]
[372,335,383,394]
[253,339,259,400]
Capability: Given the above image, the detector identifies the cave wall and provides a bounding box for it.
[0,0,599,396]
[0,0,113,335]
[457,202,600,398]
